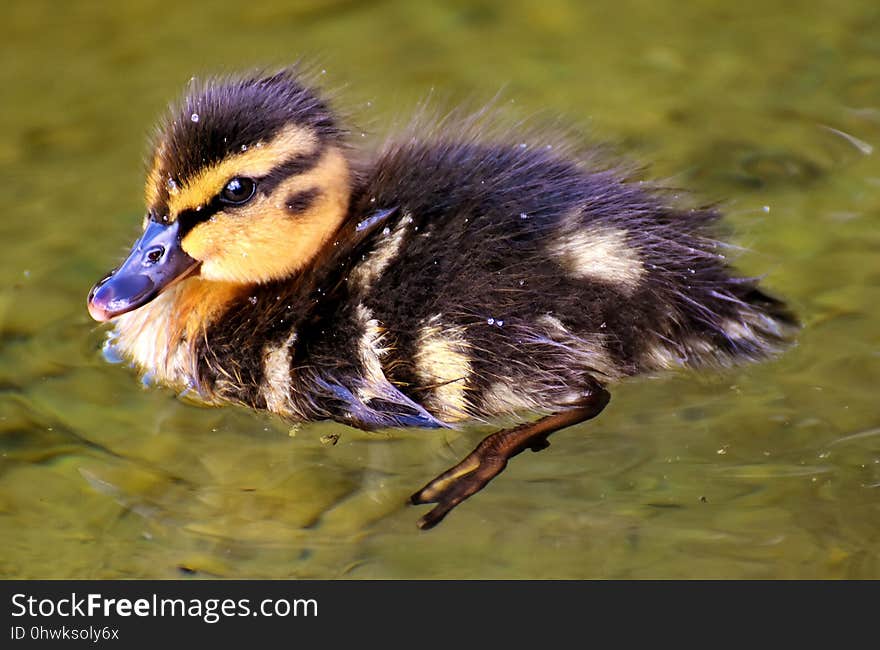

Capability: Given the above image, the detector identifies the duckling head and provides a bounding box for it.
[88,69,350,322]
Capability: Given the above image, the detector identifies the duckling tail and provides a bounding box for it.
[738,286,799,332]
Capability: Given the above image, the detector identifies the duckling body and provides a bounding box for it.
[88,70,795,527]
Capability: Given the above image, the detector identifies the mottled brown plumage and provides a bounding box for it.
[88,68,797,527]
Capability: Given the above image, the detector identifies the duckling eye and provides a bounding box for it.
[220,177,256,205]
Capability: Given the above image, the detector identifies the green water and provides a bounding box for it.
[2,0,878,579]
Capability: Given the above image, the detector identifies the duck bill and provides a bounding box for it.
[87,220,199,322]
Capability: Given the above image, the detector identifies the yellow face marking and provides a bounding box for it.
[181,146,350,283]
[160,124,318,217]
[144,145,166,208]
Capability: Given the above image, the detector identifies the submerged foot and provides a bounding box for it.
[410,443,512,529]
[409,386,610,529]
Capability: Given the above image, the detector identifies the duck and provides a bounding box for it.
[87,68,797,529]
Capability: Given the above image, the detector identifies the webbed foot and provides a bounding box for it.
[410,441,510,529]
[410,386,610,529]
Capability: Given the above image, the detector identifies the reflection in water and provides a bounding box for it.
[1,0,879,578]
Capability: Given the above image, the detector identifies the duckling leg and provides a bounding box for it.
[410,386,610,529]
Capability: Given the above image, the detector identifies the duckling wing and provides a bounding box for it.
[315,377,449,431]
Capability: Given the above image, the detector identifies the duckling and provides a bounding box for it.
[87,68,796,529]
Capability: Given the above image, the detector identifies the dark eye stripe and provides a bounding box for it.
[285,188,322,214]
[259,148,323,196]
[175,202,222,235]
[150,147,325,230]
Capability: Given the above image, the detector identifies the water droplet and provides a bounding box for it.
[518,279,525,286]
[487,318,495,325]
[599,321,607,328]
[496,319,504,327]
[382,227,391,236]
[519,212,529,219]
[166,177,178,192]
[370,197,376,203]
[190,113,200,123]
[248,296,257,305]
[241,144,248,152]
